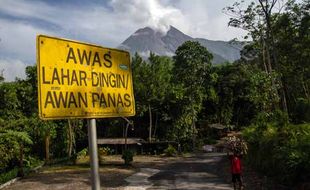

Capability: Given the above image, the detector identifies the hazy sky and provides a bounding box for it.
[0,0,248,81]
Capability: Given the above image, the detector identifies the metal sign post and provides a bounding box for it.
[88,119,100,190]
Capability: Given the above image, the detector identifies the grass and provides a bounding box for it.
[42,165,90,173]
[0,159,44,185]
[0,168,19,185]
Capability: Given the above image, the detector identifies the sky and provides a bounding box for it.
[0,0,249,81]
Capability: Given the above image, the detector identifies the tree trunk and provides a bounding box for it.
[191,107,197,150]
[192,119,196,150]
[67,120,73,158]
[124,123,129,151]
[265,42,273,74]
[148,104,152,142]
[122,120,125,138]
[153,112,158,138]
[262,39,268,73]
[259,0,289,113]
[302,79,309,99]
[281,80,289,113]
[18,144,24,177]
[45,133,50,162]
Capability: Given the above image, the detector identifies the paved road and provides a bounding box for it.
[146,153,233,190]
[1,153,233,190]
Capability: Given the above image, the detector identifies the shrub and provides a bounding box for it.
[76,148,88,160]
[98,147,113,156]
[293,98,310,123]
[24,156,42,168]
[243,123,310,186]
[122,150,134,165]
[0,168,18,185]
[164,144,177,157]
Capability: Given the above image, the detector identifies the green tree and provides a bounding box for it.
[224,0,288,112]
[225,0,309,122]
[0,69,4,83]
[0,129,32,177]
[272,1,310,121]
[66,119,83,158]
[16,66,38,116]
[171,41,213,148]
[132,53,173,142]
[0,82,22,119]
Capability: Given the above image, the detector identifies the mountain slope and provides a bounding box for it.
[118,26,243,64]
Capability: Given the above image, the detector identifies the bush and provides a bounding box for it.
[0,168,18,185]
[76,148,88,160]
[243,123,310,186]
[0,155,43,185]
[163,144,177,157]
[24,156,42,168]
[293,98,310,123]
[122,150,134,165]
[98,147,113,156]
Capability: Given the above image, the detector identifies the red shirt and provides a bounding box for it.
[230,155,242,174]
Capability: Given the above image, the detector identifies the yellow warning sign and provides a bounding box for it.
[37,35,135,119]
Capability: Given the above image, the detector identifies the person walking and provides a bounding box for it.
[228,151,244,190]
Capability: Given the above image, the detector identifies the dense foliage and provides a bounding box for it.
[0,68,86,181]
[243,122,310,185]
[223,0,310,186]
[0,0,308,186]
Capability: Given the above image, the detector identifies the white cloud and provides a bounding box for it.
[170,0,248,41]
[0,18,56,63]
[0,0,248,47]
[0,59,27,81]
[0,0,250,80]
[202,14,248,41]
[110,0,187,34]
[107,0,248,40]
[0,0,189,59]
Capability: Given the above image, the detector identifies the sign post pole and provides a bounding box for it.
[88,119,100,190]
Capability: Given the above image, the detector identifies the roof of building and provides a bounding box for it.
[97,138,146,145]
[209,123,227,129]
